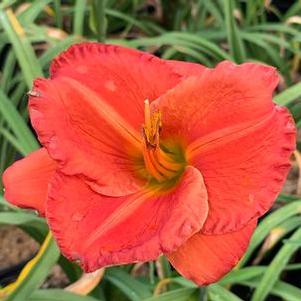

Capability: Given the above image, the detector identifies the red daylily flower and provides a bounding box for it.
[3,43,296,285]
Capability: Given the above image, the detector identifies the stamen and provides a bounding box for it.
[142,100,181,182]
[143,99,161,147]
[144,99,151,131]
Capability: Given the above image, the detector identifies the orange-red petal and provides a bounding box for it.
[167,219,257,285]
[46,166,208,272]
[50,43,181,130]
[2,148,56,215]
[153,61,296,234]
[193,106,295,234]
[154,61,279,144]
[30,77,143,197]
[30,43,182,197]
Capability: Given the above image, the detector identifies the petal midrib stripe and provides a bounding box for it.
[59,76,142,150]
[186,108,276,161]
[81,188,157,252]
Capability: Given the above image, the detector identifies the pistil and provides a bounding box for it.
[142,100,182,182]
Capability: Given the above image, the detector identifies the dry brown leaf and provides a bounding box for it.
[65,268,104,295]
[294,150,301,195]
[252,228,284,264]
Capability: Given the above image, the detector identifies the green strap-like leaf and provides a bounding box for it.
[18,0,52,24]
[274,81,301,106]
[251,227,301,301]
[73,0,88,36]
[223,0,246,63]
[27,289,101,301]
[0,8,43,88]
[0,211,45,226]
[242,279,301,301]
[92,0,107,42]
[239,200,301,267]
[0,89,39,154]
[105,268,152,301]
[143,288,198,301]
[208,284,243,301]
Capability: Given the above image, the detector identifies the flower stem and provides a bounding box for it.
[199,286,207,300]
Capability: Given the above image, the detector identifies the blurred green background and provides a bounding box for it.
[1,0,301,300]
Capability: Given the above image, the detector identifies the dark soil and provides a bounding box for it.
[0,225,69,288]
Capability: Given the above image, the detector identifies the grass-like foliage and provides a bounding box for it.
[1,1,301,300]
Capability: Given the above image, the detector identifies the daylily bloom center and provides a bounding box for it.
[142,100,183,183]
